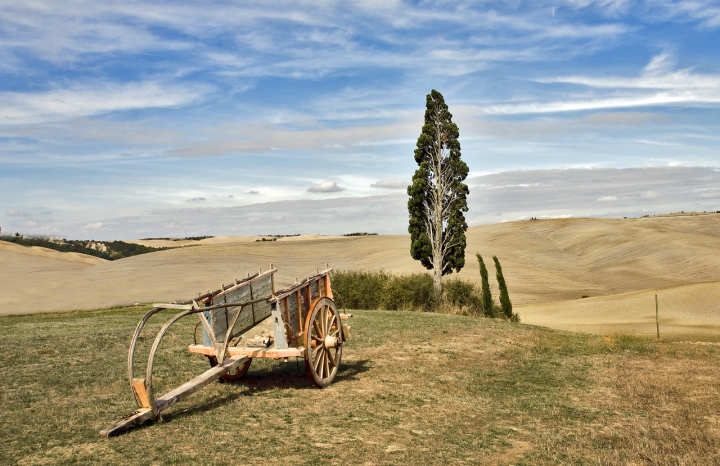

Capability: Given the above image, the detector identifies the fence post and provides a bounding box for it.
[655,294,660,339]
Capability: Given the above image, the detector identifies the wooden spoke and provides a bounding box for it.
[313,349,323,374]
[326,346,336,367]
[321,305,328,335]
[304,297,343,388]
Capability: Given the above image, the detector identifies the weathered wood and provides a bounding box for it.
[131,378,151,409]
[101,355,248,437]
[152,303,193,310]
[155,355,248,411]
[271,269,332,301]
[212,268,276,299]
[187,344,304,359]
[100,408,153,438]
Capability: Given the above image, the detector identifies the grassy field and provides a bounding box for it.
[1,307,719,465]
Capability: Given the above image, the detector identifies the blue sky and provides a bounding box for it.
[1,0,719,239]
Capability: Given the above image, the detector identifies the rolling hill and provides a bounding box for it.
[2,214,719,339]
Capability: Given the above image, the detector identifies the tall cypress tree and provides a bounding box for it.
[493,255,514,320]
[476,253,494,317]
[408,89,469,295]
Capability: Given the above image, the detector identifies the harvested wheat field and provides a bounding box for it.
[2,214,719,340]
[521,281,720,341]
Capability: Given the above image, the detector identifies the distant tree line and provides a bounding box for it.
[141,236,215,241]
[0,234,170,261]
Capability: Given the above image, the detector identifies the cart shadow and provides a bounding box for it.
[159,358,371,424]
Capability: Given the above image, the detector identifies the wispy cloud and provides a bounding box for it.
[0,82,207,124]
[166,121,416,157]
[460,110,669,139]
[484,52,720,114]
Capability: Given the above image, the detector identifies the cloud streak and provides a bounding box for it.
[0,82,207,124]
[485,52,720,114]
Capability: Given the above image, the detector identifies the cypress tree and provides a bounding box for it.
[476,253,494,317]
[493,255,514,320]
[408,89,469,296]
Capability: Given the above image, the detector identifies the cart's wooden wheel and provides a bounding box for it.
[206,355,252,382]
[304,297,343,388]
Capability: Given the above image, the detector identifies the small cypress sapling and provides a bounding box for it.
[476,253,494,317]
[493,255,516,321]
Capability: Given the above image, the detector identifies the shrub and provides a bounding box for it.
[331,269,390,310]
[381,273,436,311]
[442,278,483,315]
[331,269,483,314]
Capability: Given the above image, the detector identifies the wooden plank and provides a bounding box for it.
[186,344,216,356]
[152,303,193,310]
[100,408,153,438]
[187,344,304,359]
[272,302,288,349]
[131,378,151,409]
[240,347,304,359]
[154,355,248,412]
[212,268,277,300]
[324,273,334,300]
[271,269,332,301]
[101,355,248,437]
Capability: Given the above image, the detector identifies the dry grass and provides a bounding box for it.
[1,306,719,465]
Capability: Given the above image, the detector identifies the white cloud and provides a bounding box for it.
[81,222,103,230]
[371,179,407,189]
[597,195,618,202]
[245,190,260,195]
[308,181,345,193]
[640,190,658,199]
[7,210,29,217]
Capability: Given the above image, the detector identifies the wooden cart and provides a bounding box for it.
[101,266,350,437]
